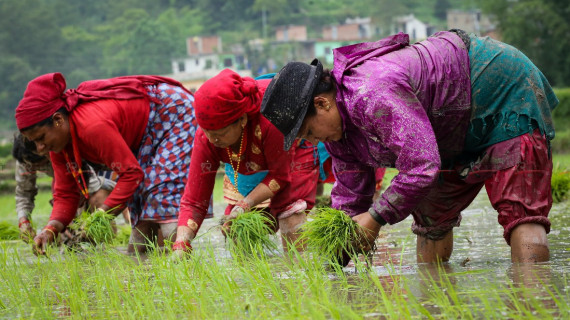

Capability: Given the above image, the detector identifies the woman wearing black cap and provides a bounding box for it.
[261,30,558,264]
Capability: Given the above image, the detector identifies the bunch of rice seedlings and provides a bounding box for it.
[298,207,363,266]
[0,221,19,240]
[113,224,131,246]
[226,209,278,256]
[70,209,116,244]
[551,165,570,203]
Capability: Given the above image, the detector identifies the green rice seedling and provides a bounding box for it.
[70,209,116,245]
[298,207,363,266]
[0,221,19,240]
[113,224,131,246]
[226,209,278,256]
[551,164,570,203]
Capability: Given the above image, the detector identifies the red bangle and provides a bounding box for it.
[18,219,31,228]
[172,240,192,252]
[235,200,251,212]
[43,225,59,237]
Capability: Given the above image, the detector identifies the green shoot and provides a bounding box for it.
[298,207,363,266]
[226,209,278,256]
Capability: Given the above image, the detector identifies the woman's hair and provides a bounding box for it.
[12,133,47,164]
[20,107,68,132]
[306,69,335,117]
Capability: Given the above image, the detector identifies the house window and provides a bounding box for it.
[325,47,331,55]
[358,25,366,38]
[205,59,213,69]
[178,62,185,72]
[223,57,233,67]
[195,59,200,65]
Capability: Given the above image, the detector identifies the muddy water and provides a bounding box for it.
[200,191,570,269]
[195,191,570,314]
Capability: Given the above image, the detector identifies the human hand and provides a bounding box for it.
[221,203,249,237]
[32,225,58,256]
[171,225,196,258]
[352,212,382,253]
[18,217,36,243]
[88,189,111,210]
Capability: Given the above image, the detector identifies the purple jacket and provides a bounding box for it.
[326,32,471,224]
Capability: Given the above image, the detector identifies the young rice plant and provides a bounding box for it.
[298,207,363,266]
[70,209,116,244]
[226,209,278,256]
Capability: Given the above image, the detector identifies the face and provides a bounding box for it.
[21,113,70,156]
[297,95,343,145]
[202,115,247,149]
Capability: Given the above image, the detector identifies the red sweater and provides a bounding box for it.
[50,98,149,226]
[178,113,293,228]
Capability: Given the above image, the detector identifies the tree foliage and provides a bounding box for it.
[0,0,568,131]
[478,0,570,87]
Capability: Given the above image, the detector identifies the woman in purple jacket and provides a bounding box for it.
[260,30,558,264]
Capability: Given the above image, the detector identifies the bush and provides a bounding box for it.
[552,88,570,154]
[0,143,12,159]
[551,164,570,203]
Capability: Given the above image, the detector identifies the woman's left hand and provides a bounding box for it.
[88,189,111,210]
[352,212,382,253]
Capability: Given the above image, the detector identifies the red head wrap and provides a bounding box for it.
[15,73,68,130]
[194,69,263,130]
[15,72,191,130]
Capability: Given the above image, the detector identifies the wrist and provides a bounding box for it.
[18,217,31,228]
[177,225,196,242]
[172,240,192,252]
[43,224,59,240]
[368,207,387,226]
[235,199,252,211]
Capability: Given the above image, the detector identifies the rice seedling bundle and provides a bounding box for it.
[226,209,278,255]
[0,221,20,240]
[70,209,116,244]
[114,224,131,245]
[298,207,363,265]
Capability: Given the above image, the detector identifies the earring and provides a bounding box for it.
[324,103,331,111]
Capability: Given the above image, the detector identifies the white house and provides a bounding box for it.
[393,14,428,41]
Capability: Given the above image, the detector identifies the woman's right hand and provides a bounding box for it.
[18,217,36,243]
[171,224,197,259]
[33,226,58,256]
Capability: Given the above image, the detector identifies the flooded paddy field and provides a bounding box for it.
[0,188,569,318]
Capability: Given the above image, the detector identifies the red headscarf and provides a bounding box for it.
[15,72,192,130]
[194,69,263,130]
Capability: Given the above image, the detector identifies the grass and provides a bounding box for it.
[70,209,116,244]
[299,207,364,266]
[225,209,278,256]
[0,156,568,318]
[0,221,19,240]
[0,241,568,319]
[552,154,570,203]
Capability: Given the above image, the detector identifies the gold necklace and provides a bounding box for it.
[226,128,245,193]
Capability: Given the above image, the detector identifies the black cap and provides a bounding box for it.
[261,59,323,150]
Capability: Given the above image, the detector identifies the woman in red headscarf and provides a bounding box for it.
[173,69,319,255]
[16,73,197,255]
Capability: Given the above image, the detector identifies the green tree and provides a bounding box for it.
[479,0,570,86]
[434,0,451,21]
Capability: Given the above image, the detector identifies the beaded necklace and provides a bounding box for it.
[62,119,90,199]
[226,126,246,193]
